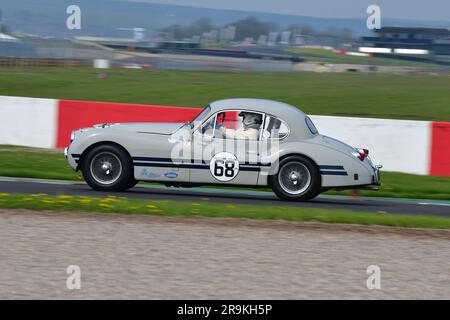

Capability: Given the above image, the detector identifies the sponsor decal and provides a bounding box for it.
[140,169,161,179]
[164,172,179,179]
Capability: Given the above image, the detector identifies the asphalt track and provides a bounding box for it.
[1,177,450,217]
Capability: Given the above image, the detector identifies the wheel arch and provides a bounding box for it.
[76,141,132,171]
[267,152,321,187]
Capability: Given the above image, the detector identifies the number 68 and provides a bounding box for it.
[214,159,235,177]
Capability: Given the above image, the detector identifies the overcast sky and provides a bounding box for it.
[122,0,450,22]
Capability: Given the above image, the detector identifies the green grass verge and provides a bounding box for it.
[1,192,449,229]
[327,172,450,201]
[290,47,438,68]
[0,68,449,121]
[0,145,82,181]
[1,145,450,201]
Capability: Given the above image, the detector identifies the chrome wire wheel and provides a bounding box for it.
[89,152,122,185]
[278,161,311,195]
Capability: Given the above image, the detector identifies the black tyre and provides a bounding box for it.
[269,155,321,201]
[81,144,136,191]
[124,179,138,190]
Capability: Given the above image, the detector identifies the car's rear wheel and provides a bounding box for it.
[81,144,136,191]
[269,156,321,201]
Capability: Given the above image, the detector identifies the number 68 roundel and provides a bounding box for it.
[209,152,240,182]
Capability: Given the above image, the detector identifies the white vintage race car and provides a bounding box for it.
[65,98,381,201]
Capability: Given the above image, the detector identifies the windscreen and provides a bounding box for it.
[191,105,211,125]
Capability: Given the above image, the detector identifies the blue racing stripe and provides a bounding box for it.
[319,165,345,170]
[132,156,270,167]
[320,170,348,176]
[134,162,262,172]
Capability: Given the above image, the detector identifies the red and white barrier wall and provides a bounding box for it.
[311,116,432,175]
[1,95,449,177]
[0,96,58,148]
[56,99,200,148]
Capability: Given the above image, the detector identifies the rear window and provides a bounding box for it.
[305,117,318,134]
[263,116,290,139]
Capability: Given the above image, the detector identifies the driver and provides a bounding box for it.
[219,112,262,140]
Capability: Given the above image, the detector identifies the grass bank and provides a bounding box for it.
[0,192,449,229]
[0,68,449,121]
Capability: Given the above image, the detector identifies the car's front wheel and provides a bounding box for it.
[269,156,321,201]
[81,144,136,191]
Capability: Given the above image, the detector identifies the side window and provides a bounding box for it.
[215,111,240,137]
[201,114,216,137]
[263,116,290,140]
[214,111,263,140]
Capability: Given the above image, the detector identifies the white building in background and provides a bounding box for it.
[257,35,268,45]
[201,30,219,43]
[116,27,146,41]
[225,26,236,41]
[219,26,236,42]
[210,29,219,42]
[219,28,227,41]
[268,32,278,45]
[280,31,291,44]
[191,35,201,43]
[219,26,236,41]
[133,28,146,41]
[201,32,210,43]
[202,26,235,43]
[293,35,305,46]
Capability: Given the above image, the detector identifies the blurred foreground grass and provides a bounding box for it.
[0,145,449,201]
[0,68,449,121]
[0,192,449,229]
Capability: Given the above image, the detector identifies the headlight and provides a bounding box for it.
[70,130,76,142]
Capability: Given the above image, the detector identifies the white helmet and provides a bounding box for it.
[240,112,262,129]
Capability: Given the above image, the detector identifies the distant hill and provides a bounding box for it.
[1,0,448,38]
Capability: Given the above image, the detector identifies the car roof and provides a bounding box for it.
[209,98,304,117]
[209,98,314,140]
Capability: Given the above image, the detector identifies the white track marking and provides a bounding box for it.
[418,202,450,207]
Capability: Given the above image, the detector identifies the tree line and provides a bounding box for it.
[160,17,353,42]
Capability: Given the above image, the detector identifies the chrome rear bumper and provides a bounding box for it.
[372,164,382,186]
